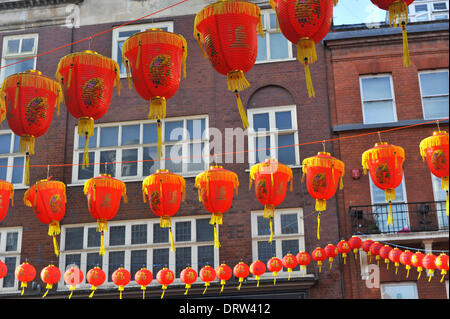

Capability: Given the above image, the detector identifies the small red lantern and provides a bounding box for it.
[112,267,131,299]
[296,251,311,276]
[325,244,338,270]
[282,253,298,280]
[379,245,393,270]
[369,242,383,266]
[24,178,66,257]
[420,131,449,216]
[200,265,216,295]
[348,236,362,261]
[267,257,283,285]
[250,260,266,287]
[135,268,153,299]
[0,260,7,281]
[0,180,14,222]
[435,253,449,283]
[87,267,106,298]
[84,174,127,255]
[143,169,186,252]
[40,264,61,298]
[302,152,345,239]
[180,267,198,295]
[399,250,413,278]
[362,239,374,263]
[216,264,233,293]
[362,143,405,226]
[312,247,326,273]
[195,165,239,248]
[64,266,84,299]
[411,251,425,280]
[156,268,175,299]
[337,239,351,265]
[15,262,36,295]
[423,254,437,282]
[388,247,403,274]
[233,261,250,290]
[250,159,293,242]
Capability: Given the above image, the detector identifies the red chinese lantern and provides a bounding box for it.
[362,142,405,226]
[369,242,383,266]
[267,257,283,285]
[55,51,120,167]
[195,165,239,248]
[0,94,5,123]
[435,253,449,283]
[86,267,106,298]
[180,267,197,295]
[156,268,174,299]
[250,159,293,242]
[325,244,338,270]
[0,260,7,280]
[337,239,351,265]
[84,174,127,255]
[270,0,334,97]
[23,178,66,257]
[200,265,216,294]
[135,268,153,299]
[282,253,298,279]
[296,251,311,276]
[411,251,425,280]
[302,152,345,239]
[0,70,63,185]
[348,236,362,261]
[194,0,263,129]
[250,260,266,287]
[388,247,403,274]
[312,247,326,273]
[233,261,250,290]
[122,29,187,158]
[15,262,36,295]
[112,267,131,299]
[64,266,84,299]
[369,0,414,66]
[362,239,374,263]
[420,131,449,216]
[216,263,233,293]
[143,169,186,252]
[0,180,14,222]
[423,254,437,282]
[399,250,413,278]
[40,264,61,298]
[379,245,393,270]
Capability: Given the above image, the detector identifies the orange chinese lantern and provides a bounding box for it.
[0,260,7,280]
[195,165,239,249]
[362,142,405,226]
[200,265,216,295]
[302,152,345,239]
[87,267,106,298]
[15,262,36,295]
[388,247,402,275]
[379,245,393,270]
[40,264,61,298]
[312,247,326,273]
[370,241,383,266]
[420,131,449,216]
[296,251,311,276]
[250,260,266,287]
[399,250,413,278]
[282,253,298,279]
[122,29,187,158]
[135,268,153,299]
[216,263,233,293]
[233,261,250,290]
[325,244,338,270]
[0,70,63,185]
[435,253,449,283]
[142,169,186,252]
[362,239,374,263]
[250,159,293,242]
[0,180,14,222]
[337,239,351,265]
[194,0,263,129]
[55,51,120,167]
[423,254,437,282]
[112,267,131,299]
[64,266,84,299]
[23,178,66,257]
[369,0,414,66]
[269,0,334,97]
[157,268,175,299]
[267,257,283,285]
[84,174,127,255]
[348,236,362,261]
[411,251,425,280]
[180,267,197,295]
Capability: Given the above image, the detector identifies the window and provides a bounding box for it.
[248,106,300,167]
[57,216,218,291]
[0,125,26,186]
[408,1,449,21]
[251,208,306,277]
[360,75,397,125]
[380,282,418,299]
[418,70,449,120]
[72,116,209,183]
[431,174,449,230]
[1,34,38,82]
[256,10,293,63]
[0,228,22,293]
[112,22,173,77]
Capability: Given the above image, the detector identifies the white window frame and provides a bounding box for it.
[380,282,419,299]
[71,115,209,184]
[0,129,26,188]
[408,1,449,22]
[417,69,449,120]
[359,74,398,125]
[431,174,449,230]
[1,33,39,82]
[0,227,22,294]
[57,215,219,292]
[247,105,300,168]
[112,21,174,78]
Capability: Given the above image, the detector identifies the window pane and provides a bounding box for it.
[65,227,84,250]
[370,177,405,203]
[175,247,191,276]
[253,113,270,131]
[255,136,271,163]
[131,250,147,277]
[0,158,7,181]
[256,35,267,61]
[3,58,35,78]
[87,227,100,248]
[78,152,94,180]
[433,3,447,10]
[122,125,140,145]
[87,252,103,271]
[0,134,11,154]
[419,72,449,96]
[143,123,158,144]
[257,240,276,265]
[187,119,205,140]
[121,149,138,176]
[281,214,298,234]
[257,216,271,236]
[3,257,16,288]
[6,39,20,54]
[117,41,126,75]
[165,121,183,142]
[363,101,396,124]
[270,33,289,60]
[100,150,116,176]
[196,219,214,242]
[78,128,97,149]
[188,143,205,172]
[415,4,428,12]
[11,157,24,184]
[21,38,35,53]
[153,248,169,275]
[65,254,81,269]
[422,96,449,119]
[5,232,18,251]
[277,134,296,165]
[100,126,118,147]
[275,111,292,130]
[361,77,392,100]
[109,226,125,246]
[175,221,191,242]
[119,30,140,38]
[269,13,277,30]
[131,224,147,245]
[108,251,125,282]
[282,239,300,270]
[165,145,183,173]
[13,134,20,153]
[198,245,214,270]
[143,146,160,175]
[381,283,417,299]
[153,224,169,243]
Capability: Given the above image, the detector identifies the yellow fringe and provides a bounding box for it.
[235,91,249,130]
[148,97,166,120]
[269,0,277,11]
[302,152,345,178]
[419,131,448,161]
[362,143,405,173]
[263,204,275,219]
[195,166,239,192]
[23,179,66,207]
[250,159,293,183]
[142,170,186,201]
[389,1,408,28]
[210,212,223,225]
[315,199,326,212]
[84,175,127,203]
[227,70,251,92]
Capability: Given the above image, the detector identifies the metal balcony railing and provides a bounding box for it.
[350,201,448,235]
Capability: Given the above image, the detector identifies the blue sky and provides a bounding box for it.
[333,0,387,25]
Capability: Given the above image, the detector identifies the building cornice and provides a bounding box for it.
[0,0,82,10]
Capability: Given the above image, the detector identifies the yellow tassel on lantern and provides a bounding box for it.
[316,213,321,240]
[157,120,163,159]
[136,40,142,70]
[388,1,410,67]
[96,219,108,256]
[68,286,76,299]
[148,96,166,120]
[297,38,317,98]
[237,277,244,290]
[269,217,274,243]
[161,285,167,299]
[78,117,94,168]
[89,286,97,298]
[118,285,124,299]
[141,285,147,299]
[440,270,447,283]
[42,284,52,298]
[235,91,249,130]
[20,282,27,295]
[48,221,60,257]
[428,269,435,282]
[203,282,210,295]
[213,223,221,248]
[227,70,250,92]
[417,266,423,280]
[169,227,175,252]
[272,271,278,285]
[220,280,226,293]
